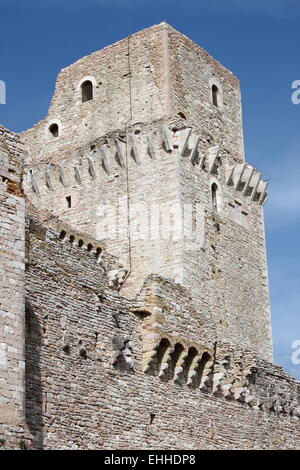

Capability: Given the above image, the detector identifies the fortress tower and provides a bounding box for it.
[1,23,299,451]
[21,23,272,360]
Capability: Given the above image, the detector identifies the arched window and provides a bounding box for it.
[212,84,219,108]
[49,123,59,138]
[162,343,184,382]
[211,183,219,212]
[154,338,171,376]
[81,80,93,103]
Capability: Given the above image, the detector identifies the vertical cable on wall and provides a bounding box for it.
[124,35,133,272]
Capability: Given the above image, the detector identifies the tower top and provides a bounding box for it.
[21,21,242,166]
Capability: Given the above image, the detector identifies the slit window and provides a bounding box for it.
[211,183,219,212]
[81,80,93,103]
[66,196,72,208]
[212,84,219,108]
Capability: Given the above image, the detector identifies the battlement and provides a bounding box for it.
[24,124,267,205]
[0,126,29,446]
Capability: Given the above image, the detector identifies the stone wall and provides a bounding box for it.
[22,121,185,297]
[168,26,245,162]
[176,127,272,360]
[22,121,272,359]
[21,23,272,358]
[24,220,299,450]
[0,126,29,448]
[21,23,171,165]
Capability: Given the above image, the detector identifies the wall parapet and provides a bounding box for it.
[26,213,129,291]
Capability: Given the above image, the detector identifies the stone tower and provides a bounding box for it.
[21,23,272,360]
[0,126,27,444]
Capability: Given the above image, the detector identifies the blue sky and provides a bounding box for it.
[0,0,299,378]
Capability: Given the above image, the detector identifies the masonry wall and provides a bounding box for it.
[168,27,245,163]
[24,220,300,450]
[22,122,186,297]
[176,135,272,360]
[21,23,191,298]
[162,28,272,358]
[0,127,29,448]
[21,23,271,355]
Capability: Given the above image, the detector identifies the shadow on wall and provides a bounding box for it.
[25,301,44,450]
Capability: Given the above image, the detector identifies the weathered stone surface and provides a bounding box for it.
[0,126,30,448]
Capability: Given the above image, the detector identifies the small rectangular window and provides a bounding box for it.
[66,196,71,208]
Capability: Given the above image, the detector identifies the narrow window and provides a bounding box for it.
[66,196,71,208]
[211,183,219,212]
[150,413,156,425]
[212,84,219,108]
[49,123,59,138]
[81,80,93,103]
